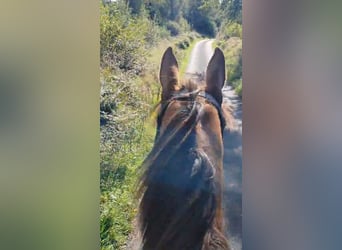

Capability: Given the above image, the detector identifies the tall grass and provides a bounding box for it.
[100,66,157,249]
[216,21,242,97]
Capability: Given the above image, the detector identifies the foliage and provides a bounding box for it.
[217,36,242,96]
[100,1,162,249]
[176,36,190,49]
[166,21,181,36]
[232,78,242,97]
[100,117,154,249]
[193,16,217,37]
[185,0,219,37]
[144,0,185,24]
[219,21,242,39]
[124,0,242,38]
[100,2,163,74]
[215,0,242,96]
[100,61,157,248]
[126,0,143,15]
[221,0,242,24]
[178,16,191,33]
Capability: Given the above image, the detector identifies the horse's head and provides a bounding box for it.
[157,47,227,167]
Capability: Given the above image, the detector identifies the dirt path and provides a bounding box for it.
[186,39,242,250]
[185,39,215,75]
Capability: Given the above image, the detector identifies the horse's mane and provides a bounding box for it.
[138,80,231,250]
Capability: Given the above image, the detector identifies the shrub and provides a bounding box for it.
[218,21,242,40]
[225,22,242,39]
[178,17,191,33]
[193,17,217,37]
[188,32,201,42]
[166,21,181,36]
[217,35,242,96]
[228,22,242,38]
[100,67,155,249]
[176,37,190,50]
[100,2,167,75]
[100,2,163,248]
[228,51,242,82]
[232,78,242,97]
[219,37,242,83]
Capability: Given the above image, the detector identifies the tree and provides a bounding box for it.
[185,0,220,37]
[221,0,242,24]
[126,0,143,14]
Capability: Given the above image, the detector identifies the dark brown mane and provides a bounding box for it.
[138,47,231,250]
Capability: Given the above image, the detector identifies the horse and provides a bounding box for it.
[138,47,231,250]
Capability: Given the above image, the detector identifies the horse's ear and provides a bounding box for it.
[160,47,179,101]
[205,48,226,104]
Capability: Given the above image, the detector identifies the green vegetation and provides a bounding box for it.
[216,0,242,96]
[124,0,241,38]
[220,0,242,24]
[216,21,242,96]
[100,2,161,249]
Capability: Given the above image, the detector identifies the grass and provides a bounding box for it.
[100,69,157,250]
[214,36,242,97]
[100,120,155,250]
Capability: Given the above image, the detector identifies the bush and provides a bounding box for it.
[178,17,191,33]
[188,32,201,42]
[228,51,242,82]
[100,2,162,248]
[100,68,155,249]
[232,78,242,97]
[220,21,242,39]
[155,25,171,39]
[228,22,242,38]
[176,37,190,50]
[192,16,217,37]
[217,21,242,43]
[217,35,242,96]
[176,37,190,49]
[218,37,242,82]
[100,3,144,73]
[100,2,167,75]
[166,21,181,36]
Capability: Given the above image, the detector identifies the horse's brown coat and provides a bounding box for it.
[138,47,231,250]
